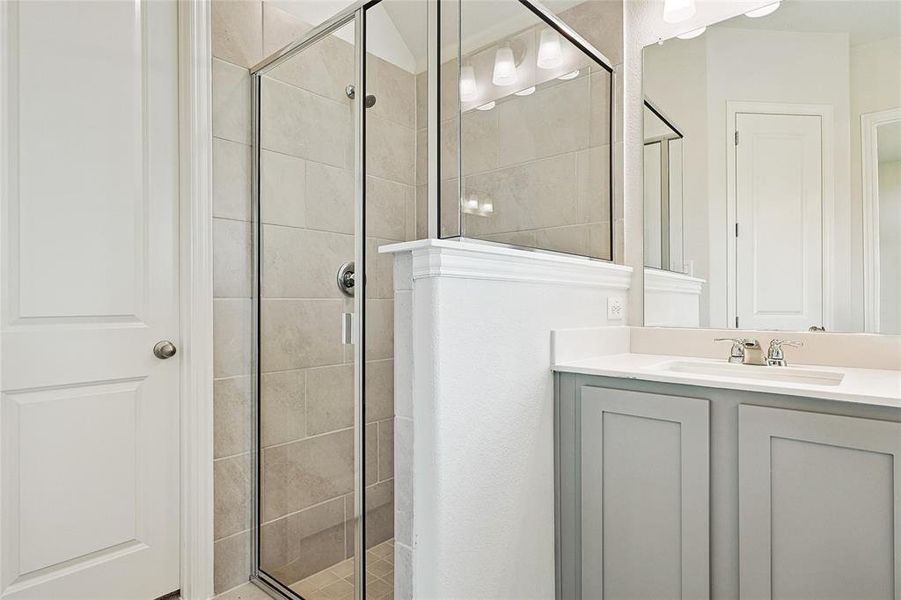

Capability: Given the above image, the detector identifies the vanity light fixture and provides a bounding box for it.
[480,198,494,214]
[492,45,517,86]
[515,86,536,96]
[676,26,706,40]
[663,0,696,23]
[460,65,478,102]
[537,29,564,69]
[476,100,495,111]
[745,1,780,18]
[463,194,480,212]
[558,70,580,81]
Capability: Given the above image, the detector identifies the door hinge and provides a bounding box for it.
[735,131,740,145]
[735,223,739,237]
[735,316,740,328]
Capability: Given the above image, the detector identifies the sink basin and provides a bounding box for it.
[647,360,845,386]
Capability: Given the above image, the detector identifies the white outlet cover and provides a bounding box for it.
[607,297,624,320]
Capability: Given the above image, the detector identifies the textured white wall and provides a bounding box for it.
[385,240,631,599]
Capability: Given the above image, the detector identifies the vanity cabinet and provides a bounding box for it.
[555,374,901,600]
[579,387,709,600]
[738,405,901,600]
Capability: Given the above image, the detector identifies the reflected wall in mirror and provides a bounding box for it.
[439,0,618,260]
[641,0,901,333]
[643,100,684,272]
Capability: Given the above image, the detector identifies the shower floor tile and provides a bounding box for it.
[288,539,394,600]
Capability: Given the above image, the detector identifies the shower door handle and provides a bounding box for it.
[341,312,354,345]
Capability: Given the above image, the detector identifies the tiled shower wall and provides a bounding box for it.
[435,1,624,259]
[211,1,420,594]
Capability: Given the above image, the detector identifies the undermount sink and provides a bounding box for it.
[647,359,845,387]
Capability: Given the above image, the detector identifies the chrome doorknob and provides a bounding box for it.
[153,340,177,359]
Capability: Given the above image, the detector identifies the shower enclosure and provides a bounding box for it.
[248,0,613,598]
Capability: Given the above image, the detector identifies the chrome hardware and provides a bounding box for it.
[766,339,803,367]
[345,85,376,108]
[341,312,353,345]
[337,261,355,297]
[715,337,765,365]
[153,340,177,360]
[808,325,826,332]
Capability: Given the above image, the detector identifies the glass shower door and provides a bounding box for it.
[253,14,364,599]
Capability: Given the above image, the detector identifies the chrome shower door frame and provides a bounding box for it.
[250,3,376,598]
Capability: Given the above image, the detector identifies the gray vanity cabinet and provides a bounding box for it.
[738,405,901,600]
[556,380,710,600]
[556,374,901,600]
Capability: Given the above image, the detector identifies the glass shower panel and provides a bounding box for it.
[443,0,614,259]
[256,18,359,598]
[361,0,427,591]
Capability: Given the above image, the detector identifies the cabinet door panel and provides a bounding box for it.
[739,405,901,600]
[580,386,709,599]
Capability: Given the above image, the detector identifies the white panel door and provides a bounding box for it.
[580,387,709,600]
[0,1,180,598]
[739,405,901,600]
[735,113,822,330]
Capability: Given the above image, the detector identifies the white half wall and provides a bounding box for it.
[644,268,705,328]
[381,239,632,599]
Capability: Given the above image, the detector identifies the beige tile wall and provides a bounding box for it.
[435,1,623,260]
[212,0,419,594]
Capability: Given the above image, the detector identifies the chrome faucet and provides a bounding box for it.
[766,339,803,367]
[715,338,765,365]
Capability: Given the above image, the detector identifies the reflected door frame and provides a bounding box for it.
[725,101,835,331]
[861,107,901,334]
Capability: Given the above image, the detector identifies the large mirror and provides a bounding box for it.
[641,0,901,334]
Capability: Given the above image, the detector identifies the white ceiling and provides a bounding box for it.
[271,0,589,74]
[717,0,901,46]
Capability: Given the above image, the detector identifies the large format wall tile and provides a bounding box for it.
[306,363,353,436]
[212,0,263,69]
[260,369,306,447]
[214,454,251,539]
[260,428,354,521]
[464,152,580,235]
[261,150,306,228]
[214,531,251,594]
[213,137,252,222]
[367,176,408,241]
[213,58,251,145]
[260,299,344,372]
[214,298,252,378]
[367,115,415,185]
[214,218,252,298]
[497,76,590,168]
[214,376,251,459]
[268,29,353,104]
[261,79,350,168]
[368,54,416,129]
[262,224,354,298]
[305,161,354,234]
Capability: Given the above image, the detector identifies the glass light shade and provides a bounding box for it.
[745,2,780,18]
[515,86,536,96]
[537,29,563,69]
[476,101,495,111]
[663,0,696,23]
[464,195,479,211]
[676,26,706,40]
[492,46,517,86]
[459,65,478,102]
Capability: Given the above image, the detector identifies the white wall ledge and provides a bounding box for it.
[380,238,633,289]
[644,267,706,295]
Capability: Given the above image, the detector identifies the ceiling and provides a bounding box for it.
[717,0,901,46]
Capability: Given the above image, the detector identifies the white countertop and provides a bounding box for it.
[554,353,901,409]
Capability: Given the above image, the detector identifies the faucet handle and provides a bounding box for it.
[767,339,803,366]
[715,338,745,363]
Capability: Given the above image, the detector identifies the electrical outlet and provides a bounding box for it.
[607,297,624,320]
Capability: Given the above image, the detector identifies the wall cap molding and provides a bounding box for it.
[381,239,633,290]
[644,267,705,295]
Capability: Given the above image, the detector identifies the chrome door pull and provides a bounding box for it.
[153,340,177,359]
[341,313,354,345]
